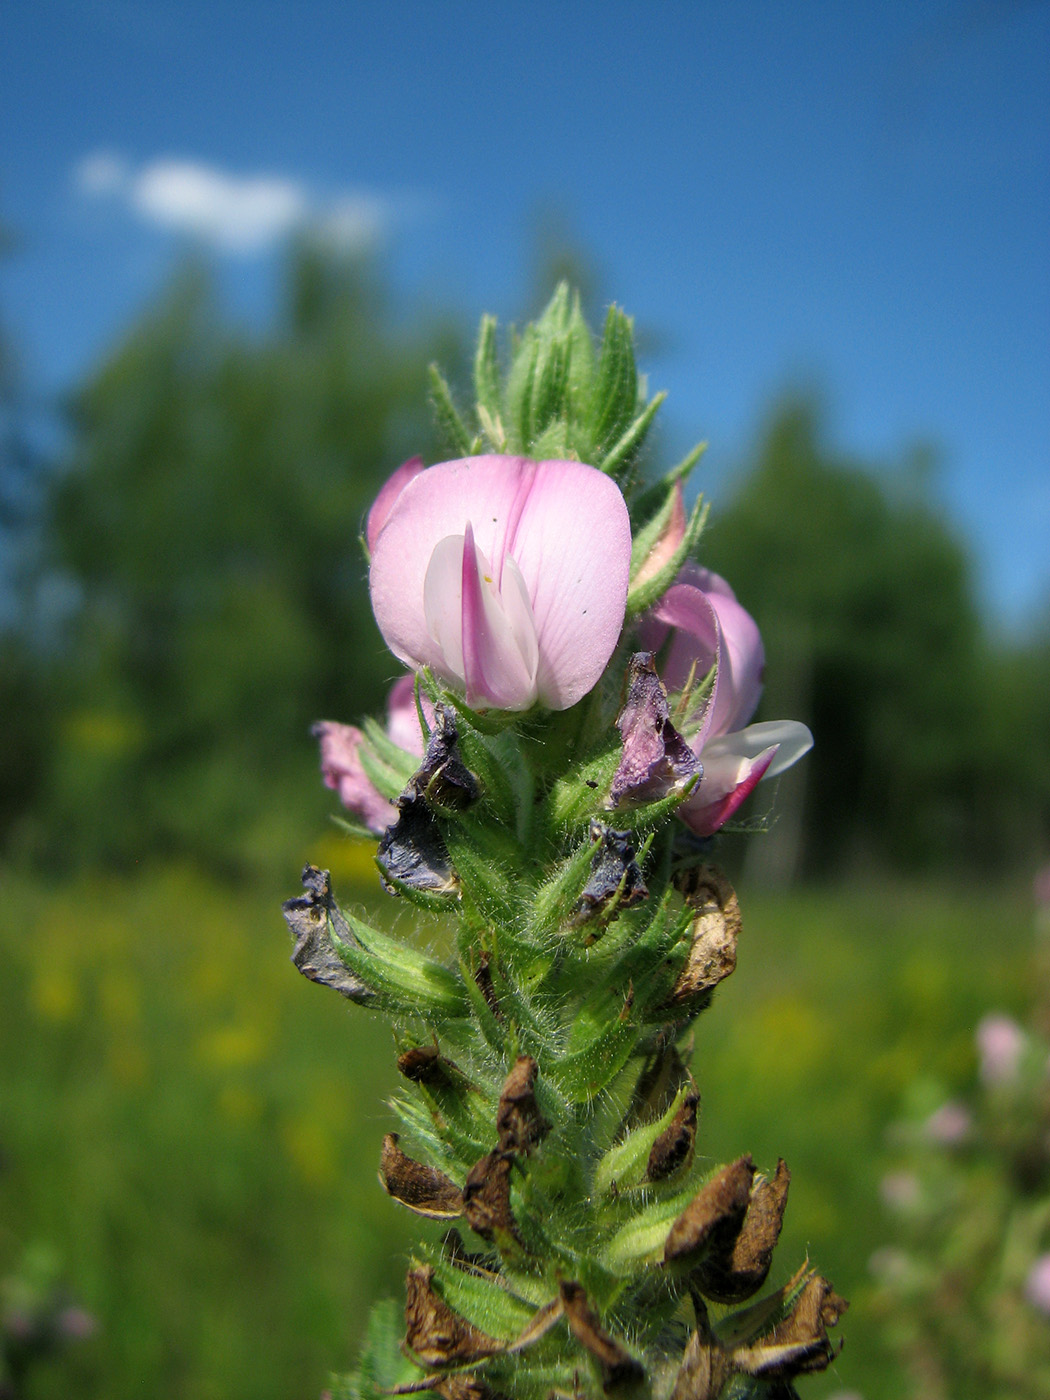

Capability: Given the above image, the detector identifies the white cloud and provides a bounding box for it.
[74,151,391,256]
[131,161,306,252]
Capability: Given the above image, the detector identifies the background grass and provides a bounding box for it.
[0,849,1039,1399]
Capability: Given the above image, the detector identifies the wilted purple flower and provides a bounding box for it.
[314,675,429,834]
[637,566,812,835]
[924,1100,972,1146]
[976,1012,1025,1087]
[1024,1253,1050,1316]
[369,455,632,711]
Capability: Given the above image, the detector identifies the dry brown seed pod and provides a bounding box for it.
[496,1055,550,1154]
[665,865,741,1007]
[462,1150,518,1242]
[379,1133,463,1220]
[647,1086,699,1181]
[669,1325,735,1400]
[559,1280,645,1390]
[403,1264,503,1366]
[664,1156,755,1267]
[696,1159,791,1303]
[735,1272,848,1379]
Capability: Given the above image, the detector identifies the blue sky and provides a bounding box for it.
[4,0,1048,629]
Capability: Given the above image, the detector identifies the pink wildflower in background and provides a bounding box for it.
[1024,1254,1050,1317]
[923,1101,972,1146]
[976,1013,1026,1086]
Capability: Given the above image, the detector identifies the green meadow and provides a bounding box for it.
[1,851,1036,1399]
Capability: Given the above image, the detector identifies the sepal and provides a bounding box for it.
[625,492,709,618]
[428,364,479,457]
[327,899,467,1016]
[593,1081,698,1197]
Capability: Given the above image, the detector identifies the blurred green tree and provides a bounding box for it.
[0,220,56,849]
[32,247,463,870]
[702,397,1048,878]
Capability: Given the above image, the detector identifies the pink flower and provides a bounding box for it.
[976,1013,1025,1086]
[1024,1253,1050,1316]
[368,455,632,711]
[314,675,429,834]
[879,1170,921,1212]
[638,566,812,836]
[924,1100,972,1146]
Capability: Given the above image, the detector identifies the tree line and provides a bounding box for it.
[0,247,1046,880]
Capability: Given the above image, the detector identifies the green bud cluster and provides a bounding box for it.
[284,290,845,1400]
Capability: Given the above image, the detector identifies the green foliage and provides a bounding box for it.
[702,398,1050,877]
[0,861,1039,1400]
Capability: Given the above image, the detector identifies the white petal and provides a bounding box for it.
[423,533,467,683]
[703,720,813,781]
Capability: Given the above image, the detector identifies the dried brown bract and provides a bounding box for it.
[282,865,374,1003]
[664,1156,754,1267]
[559,1281,644,1391]
[646,1086,699,1181]
[462,1150,518,1243]
[496,1056,550,1154]
[380,1134,464,1220]
[403,1265,503,1366]
[696,1159,791,1303]
[665,865,741,1007]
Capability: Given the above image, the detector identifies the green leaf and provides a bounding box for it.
[600,1187,697,1272]
[428,363,476,456]
[590,305,638,454]
[504,328,539,453]
[565,293,596,419]
[443,825,523,930]
[473,312,501,423]
[625,493,709,618]
[541,740,622,833]
[550,999,640,1104]
[430,1258,539,1342]
[360,716,419,784]
[334,908,467,1016]
[598,390,667,479]
[630,441,706,522]
[331,1297,424,1399]
[330,813,377,842]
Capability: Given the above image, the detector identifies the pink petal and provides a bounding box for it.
[732,720,813,778]
[313,721,396,833]
[645,566,764,743]
[385,674,429,757]
[370,455,631,710]
[679,743,778,837]
[632,481,686,589]
[366,456,425,551]
[677,720,813,837]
